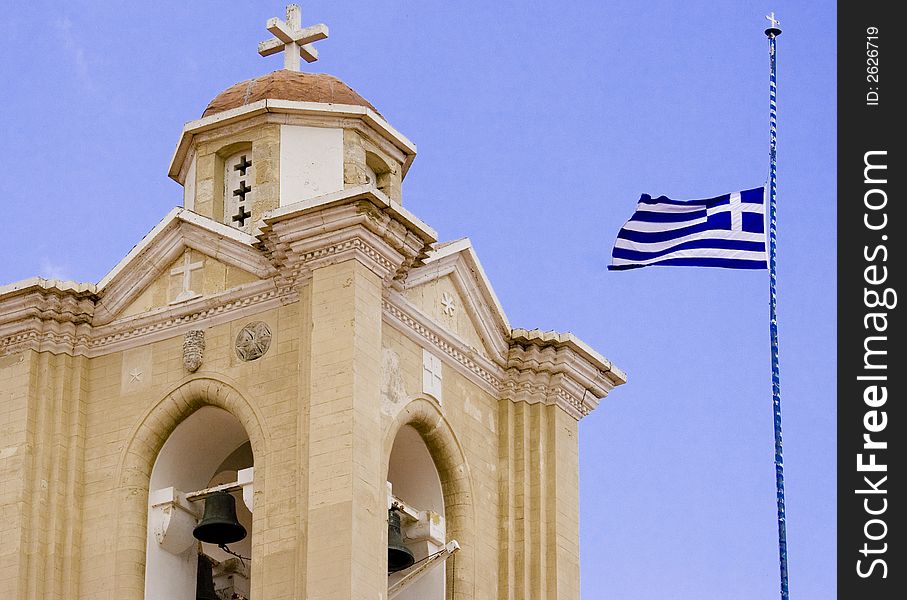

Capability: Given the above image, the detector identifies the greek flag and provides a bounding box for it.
[609,187,767,270]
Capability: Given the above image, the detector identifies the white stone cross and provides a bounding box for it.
[258,4,329,71]
[765,12,780,29]
[170,249,204,303]
[422,350,443,403]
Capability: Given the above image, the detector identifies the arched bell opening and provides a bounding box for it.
[387,424,447,600]
[144,406,254,600]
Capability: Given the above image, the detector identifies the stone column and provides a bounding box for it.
[0,350,87,600]
[498,400,580,600]
[498,334,622,600]
[303,258,386,600]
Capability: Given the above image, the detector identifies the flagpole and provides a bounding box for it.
[764,12,789,600]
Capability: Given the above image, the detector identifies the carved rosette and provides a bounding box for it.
[235,321,272,362]
[183,329,205,372]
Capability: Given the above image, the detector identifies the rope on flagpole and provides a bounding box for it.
[764,12,789,600]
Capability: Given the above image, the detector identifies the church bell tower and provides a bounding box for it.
[0,5,625,600]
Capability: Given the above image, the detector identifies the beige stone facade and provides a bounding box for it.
[0,60,625,600]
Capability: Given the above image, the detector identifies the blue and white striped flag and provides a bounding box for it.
[609,187,767,270]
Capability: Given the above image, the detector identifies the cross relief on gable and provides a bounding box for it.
[170,249,205,304]
[225,152,255,232]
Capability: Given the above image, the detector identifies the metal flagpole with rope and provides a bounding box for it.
[764,12,789,600]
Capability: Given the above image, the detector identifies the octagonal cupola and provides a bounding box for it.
[168,4,416,233]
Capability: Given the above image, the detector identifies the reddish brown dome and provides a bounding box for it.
[202,70,380,118]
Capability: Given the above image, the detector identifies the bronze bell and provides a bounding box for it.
[195,554,218,600]
[193,491,247,545]
[387,508,415,573]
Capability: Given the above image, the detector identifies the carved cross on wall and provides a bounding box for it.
[234,155,252,176]
[258,4,329,71]
[170,249,204,303]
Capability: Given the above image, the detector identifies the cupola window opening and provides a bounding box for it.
[224,149,255,232]
[365,151,393,198]
[144,406,255,600]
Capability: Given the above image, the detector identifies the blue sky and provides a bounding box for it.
[0,1,836,598]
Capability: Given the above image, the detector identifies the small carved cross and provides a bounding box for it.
[765,12,780,29]
[258,4,329,72]
[233,181,252,202]
[422,350,443,403]
[232,205,252,227]
[234,155,253,176]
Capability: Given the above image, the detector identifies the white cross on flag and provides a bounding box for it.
[609,186,767,270]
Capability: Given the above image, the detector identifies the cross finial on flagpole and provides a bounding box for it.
[258,4,329,71]
[765,12,782,38]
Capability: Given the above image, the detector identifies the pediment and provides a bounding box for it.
[93,209,275,325]
[398,238,511,361]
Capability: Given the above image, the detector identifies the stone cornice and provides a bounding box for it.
[257,187,436,286]
[0,282,97,356]
[510,328,627,388]
[383,292,504,398]
[87,280,289,357]
[1,194,626,419]
[0,277,291,358]
[381,290,626,420]
[504,330,626,418]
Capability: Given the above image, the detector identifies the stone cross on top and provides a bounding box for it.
[258,4,328,71]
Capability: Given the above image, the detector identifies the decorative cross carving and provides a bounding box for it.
[765,12,780,29]
[236,322,273,362]
[233,181,252,203]
[129,368,143,383]
[233,155,252,176]
[232,205,252,227]
[441,292,456,317]
[258,4,329,72]
[422,350,443,403]
[170,249,204,303]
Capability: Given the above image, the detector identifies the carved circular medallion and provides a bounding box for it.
[235,321,272,362]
